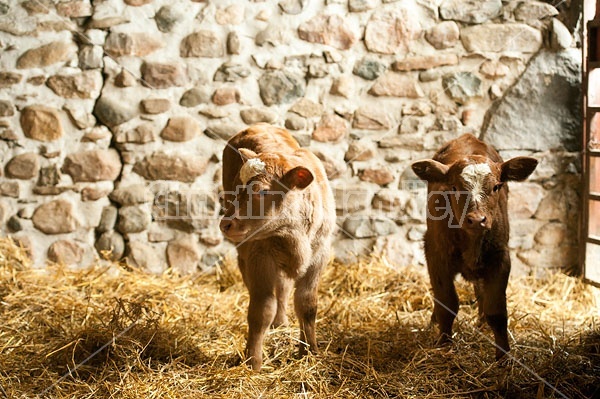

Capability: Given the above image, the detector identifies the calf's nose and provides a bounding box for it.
[220,218,233,233]
[466,213,487,228]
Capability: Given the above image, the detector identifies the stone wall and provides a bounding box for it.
[0,0,582,275]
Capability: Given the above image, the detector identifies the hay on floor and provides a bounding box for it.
[0,237,598,398]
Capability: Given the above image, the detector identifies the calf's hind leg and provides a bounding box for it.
[480,264,510,361]
[273,276,293,328]
[293,264,322,357]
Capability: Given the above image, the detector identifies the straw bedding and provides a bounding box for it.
[0,237,598,398]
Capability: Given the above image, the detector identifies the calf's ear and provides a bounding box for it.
[500,156,538,182]
[411,160,449,183]
[281,166,314,190]
[238,148,258,162]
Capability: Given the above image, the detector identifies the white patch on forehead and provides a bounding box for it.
[460,163,491,203]
[240,158,266,185]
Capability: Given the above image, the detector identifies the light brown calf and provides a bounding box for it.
[219,123,336,371]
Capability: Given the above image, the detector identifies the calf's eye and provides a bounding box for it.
[493,183,503,192]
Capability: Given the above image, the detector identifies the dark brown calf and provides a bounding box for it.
[411,133,538,360]
[219,123,336,371]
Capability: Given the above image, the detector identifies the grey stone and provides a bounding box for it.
[214,63,251,82]
[0,100,14,116]
[95,231,125,261]
[373,233,426,267]
[204,121,244,140]
[117,206,151,234]
[155,5,181,33]
[258,71,305,106]
[550,18,572,50]
[94,94,137,127]
[97,205,117,233]
[482,49,581,151]
[0,181,19,198]
[279,0,307,14]
[353,57,386,80]
[440,0,501,24]
[115,123,156,144]
[64,103,96,129]
[349,0,377,12]
[353,106,391,130]
[7,215,23,232]
[180,87,211,107]
[240,107,278,124]
[342,215,397,238]
[442,72,483,104]
[285,114,307,131]
[407,225,426,241]
[461,24,542,53]
[79,45,103,70]
[256,24,293,46]
[332,237,374,264]
[334,184,373,213]
[133,153,208,182]
[227,31,241,55]
[201,250,224,270]
[110,184,153,206]
[153,190,215,232]
[514,1,558,22]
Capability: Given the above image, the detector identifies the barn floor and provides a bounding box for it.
[0,238,599,399]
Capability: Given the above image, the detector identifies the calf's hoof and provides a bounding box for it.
[434,333,452,347]
[495,347,510,362]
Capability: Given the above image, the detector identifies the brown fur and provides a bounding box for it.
[220,123,336,371]
[412,134,538,360]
